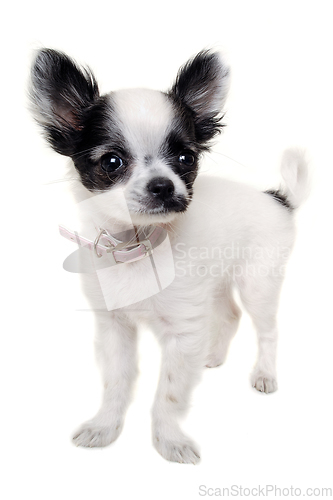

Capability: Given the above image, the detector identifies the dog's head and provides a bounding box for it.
[31,49,229,224]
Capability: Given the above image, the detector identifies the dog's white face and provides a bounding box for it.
[30,49,230,225]
[87,88,194,225]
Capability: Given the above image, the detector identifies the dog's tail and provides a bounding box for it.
[280,148,310,209]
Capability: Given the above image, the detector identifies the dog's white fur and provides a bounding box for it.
[31,51,308,464]
[70,139,307,464]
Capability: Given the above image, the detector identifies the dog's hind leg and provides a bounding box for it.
[237,274,282,393]
[206,285,242,368]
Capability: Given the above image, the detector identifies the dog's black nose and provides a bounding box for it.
[147,177,175,201]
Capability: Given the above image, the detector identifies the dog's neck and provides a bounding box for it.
[68,171,183,244]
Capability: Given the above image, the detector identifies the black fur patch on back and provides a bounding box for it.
[264,189,294,210]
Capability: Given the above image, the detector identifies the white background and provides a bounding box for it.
[2,1,332,499]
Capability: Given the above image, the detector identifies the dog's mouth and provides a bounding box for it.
[126,194,189,223]
[128,194,189,215]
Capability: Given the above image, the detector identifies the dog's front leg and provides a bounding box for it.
[152,324,207,464]
[73,312,138,447]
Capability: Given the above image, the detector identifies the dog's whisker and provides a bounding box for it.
[43,177,77,185]
[208,150,250,169]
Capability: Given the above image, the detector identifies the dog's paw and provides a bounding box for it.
[205,353,224,368]
[205,342,230,368]
[251,371,278,394]
[72,420,122,448]
[153,432,200,464]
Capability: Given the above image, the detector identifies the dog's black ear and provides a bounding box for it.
[169,50,230,148]
[30,48,99,156]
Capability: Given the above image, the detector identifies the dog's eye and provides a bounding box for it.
[178,152,195,167]
[101,153,124,173]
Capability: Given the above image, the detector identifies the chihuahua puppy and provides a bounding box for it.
[30,49,308,463]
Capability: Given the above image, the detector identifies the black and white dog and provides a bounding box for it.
[30,49,308,463]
